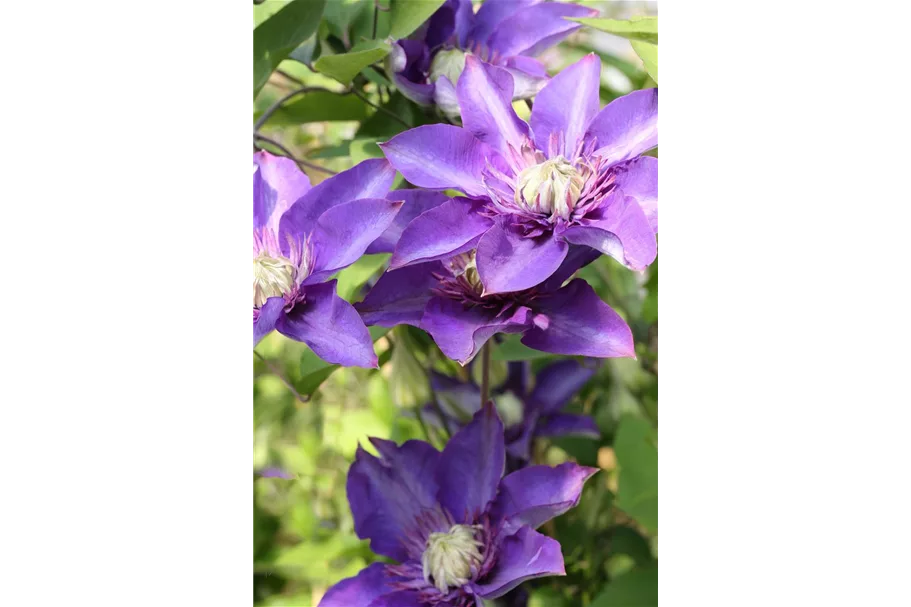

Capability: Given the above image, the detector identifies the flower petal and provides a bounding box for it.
[473,526,565,599]
[318,563,395,607]
[539,245,601,292]
[476,223,568,295]
[305,198,404,282]
[367,190,452,254]
[421,296,531,365]
[379,124,498,198]
[562,193,657,270]
[389,198,493,270]
[367,591,425,607]
[278,158,396,245]
[488,463,598,535]
[254,151,311,234]
[486,2,596,58]
[536,413,600,439]
[432,75,461,119]
[355,262,441,328]
[393,71,436,106]
[502,56,549,100]
[346,439,441,562]
[530,53,601,158]
[431,371,483,421]
[469,0,537,47]
[613,156,658,232]
[584,88,658,165]
[253,296,285,348]
[522,279,635,358]
[529,360,595,413]
[276,280,378,368]
[435,401,505,523]
[457,56,530,167]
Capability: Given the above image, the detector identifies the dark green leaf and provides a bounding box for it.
[253,0,328,97]
[589,565,658,607]
[388,0,446,39]
[614,415,658,533]
[255,91,369,125]
[313,39,391,84]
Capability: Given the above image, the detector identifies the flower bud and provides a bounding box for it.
[429,48,468,86]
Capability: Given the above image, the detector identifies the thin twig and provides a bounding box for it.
[254,134,338,175]
[349,87,411,128]
[372,3,379,38]
[254,351,310,404]
[275,69,305,86]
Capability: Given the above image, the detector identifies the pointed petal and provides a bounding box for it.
[305,198,403,281]
[389,198,494,269]
[522,279,635,358]
[379,125,498,198]
[355,263,441,328]
[436,402,504,523]
[368,190,452,254]
[489,463,598,535]
[276,281,378,368]
[318,563,395,607]
[253,296,285,348]
[502,56,549,100]
[539,245,601,292]
[562,193,657,270]
[536,413,600,439]
[254,151,311,234]
[421,297,531,365]
[469,0,537,47]
[584,88,658,165]
[393,71,435,106]
[486,2,596,58]
[457,56,530,166]
[530,54,601,158]
[529,360,595,413]
[476,223,568,295]
[278,159,396,245]
[473,527,565,599]
[613,156,658,232]
[346,440,441,562]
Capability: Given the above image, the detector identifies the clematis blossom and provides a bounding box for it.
[389,0,596,117]
[424,360,600,464]
[356,244,634,365]
[318,402,598,607]
[380,54,658,295]
[253,151,401,367]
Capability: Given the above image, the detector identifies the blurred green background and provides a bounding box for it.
[254,2,658,605]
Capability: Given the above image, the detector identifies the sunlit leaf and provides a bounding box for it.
[253,0,327,97]
[388,0,446,39]
[314,40,392,84]
[614,415,658,533]
[631,40,658,83]
[571,16,658,44]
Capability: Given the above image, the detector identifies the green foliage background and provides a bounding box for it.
[253,2,658,605]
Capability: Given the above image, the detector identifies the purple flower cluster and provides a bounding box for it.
[319,403,597,607]
[390,0,597,117]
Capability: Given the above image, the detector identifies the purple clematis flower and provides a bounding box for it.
[389,0,596,117]
[253,151,401,367]
[318,402,598,607]
[380,54,658,295]
[355,243,634,365]
[424,360,600,464]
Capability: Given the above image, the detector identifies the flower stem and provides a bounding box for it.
[480,342,491,405]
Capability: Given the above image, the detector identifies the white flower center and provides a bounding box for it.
[422,524,484,593]
[253,253,295,308]
[514,156,584,220]
[429,48,468,85]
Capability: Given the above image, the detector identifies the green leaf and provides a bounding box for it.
[253,0,327,97]
[590,565,658,607]
[571,16,658,44]
[614,416,658,533]
[314,39,392,84]
[491,335,551,361]
[335,253,389,301]
[254,90,369,125]
[631,40,658,83]
[350,138,384,164]
[389,0,447,39]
